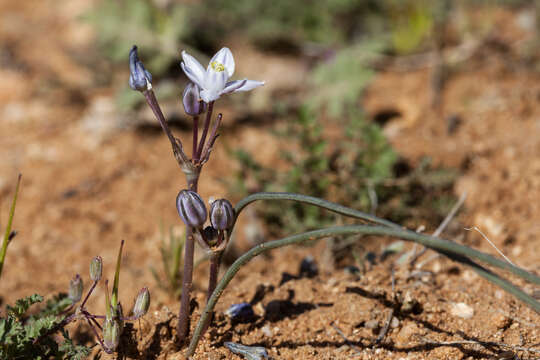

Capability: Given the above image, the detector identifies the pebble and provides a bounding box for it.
[396,322,419,347]
[343,265,361,276]
[364,319,379,330]
[493,313,511,329]
[224,342,269,360]
[299,256,318,278]
[225,302,255,321]
[261,325,273,337]
[450,302,474,319]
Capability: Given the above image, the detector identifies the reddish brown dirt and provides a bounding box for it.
[0,1,539,359]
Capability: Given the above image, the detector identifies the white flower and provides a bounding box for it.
[180,47,265,103]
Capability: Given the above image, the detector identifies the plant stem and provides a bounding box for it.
[144,90,179,154]
[201,251,221,335]
[177,176,199,344]
[0,174,21,279]
[80,281,98,309]
[196,101,214,161]
[177,229,195,343]
[192,115,199,159]
[186,225,540,356]
[207,252,221,303]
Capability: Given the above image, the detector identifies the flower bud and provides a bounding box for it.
[182,82,206,116]
[132,287,150,319]
[129,45,152,92]
[90,256,103,282]
[210,199,235,230]
[68,274,83,303]
[176,190,207,228]
[103,318,121,353]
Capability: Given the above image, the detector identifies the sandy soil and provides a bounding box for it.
[0,1,538,359]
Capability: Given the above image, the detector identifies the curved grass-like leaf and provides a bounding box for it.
[184,192,540,356]
[187,224,540,356]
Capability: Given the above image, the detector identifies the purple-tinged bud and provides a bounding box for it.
[182,82,206,116]
[210,199,235,231]
[132,287,150,319]
[129,45,152,92]
[68,274,83,303]
[103,318,121,353]
[176,190,207,228]
[90,256,103,282]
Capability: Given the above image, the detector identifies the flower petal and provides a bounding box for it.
[222,80,247,94]
[204,67,228,95]
[181,51,206,86]
[209,47,235,77]
[200,88,221,103]
[230,79,265,93]
[181,62,204,89]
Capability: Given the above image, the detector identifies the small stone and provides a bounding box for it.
[299,256,318,278]
[344,265,361,276]
[511,246,522,256]
[261,325,273,337]
[225,303,255,322]
[224,342,269,360]
[493,313,511,329]
[390,316,400,328]
[450,302,474,319]
[364,320,379,330]
[400,291,420,314]
[396,322,419,347]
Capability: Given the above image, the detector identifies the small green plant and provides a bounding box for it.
[0,294,91,359]
[151,225,185,297]
[1,241,151,358]
[0,174,21,281]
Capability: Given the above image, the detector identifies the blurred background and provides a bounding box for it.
[1,0,540,322]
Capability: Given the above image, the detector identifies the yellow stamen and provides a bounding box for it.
[210,61,225,72]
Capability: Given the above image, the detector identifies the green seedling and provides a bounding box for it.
[0,174,21,281]
[30,241,150,355]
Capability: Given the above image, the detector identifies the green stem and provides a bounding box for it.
[111,240,124,308]
[234,192,400,229]
[0,174,21,280]
[186,225,540,356]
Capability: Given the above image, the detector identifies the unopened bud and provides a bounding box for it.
[90,256,103,282]
[210,199,235,230]
[176,190,207,228]
[68,274,83,303]
[103,318,121,353]
[129,45,152,92]
[132,287,150,319]
[182,82,206,116]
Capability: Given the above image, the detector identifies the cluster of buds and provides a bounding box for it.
[37,243,150,355]
[176,190,235,254]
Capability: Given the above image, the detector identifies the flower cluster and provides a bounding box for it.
[176,190,235,253]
